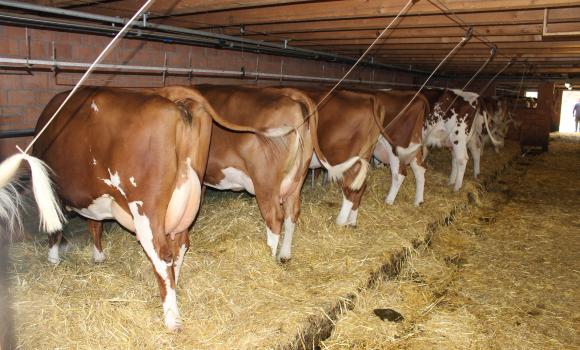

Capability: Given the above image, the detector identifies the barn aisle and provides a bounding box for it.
[322,139,580,349]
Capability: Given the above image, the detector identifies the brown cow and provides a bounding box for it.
[195,84,314,262]
[32,86,285,330]
[302,88,383,226]
[370,90,429,206]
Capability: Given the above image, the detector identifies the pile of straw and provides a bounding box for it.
[321,141,579,349]
[9,142,519,349]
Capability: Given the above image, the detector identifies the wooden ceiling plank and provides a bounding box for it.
[151,1,580,28]
[240,24,545,41]
[215,8,580,35]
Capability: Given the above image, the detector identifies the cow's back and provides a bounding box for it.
[32,87,189,210]
[303,88,378,164]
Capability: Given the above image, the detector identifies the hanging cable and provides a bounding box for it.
[358,28,473,154]
[313,0,418,110]
[478,58,515,95]
[22,0,156,154]
[511,61,530,115]
[441,45,497,116]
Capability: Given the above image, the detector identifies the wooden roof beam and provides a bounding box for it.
[215,8,580,34]
[155,0,580,28]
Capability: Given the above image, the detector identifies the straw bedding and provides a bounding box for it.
[8,142,519,349]
[321,140,580,349]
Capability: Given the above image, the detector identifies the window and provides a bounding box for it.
[525,91,538,98]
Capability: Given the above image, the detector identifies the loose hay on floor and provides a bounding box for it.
[9,142,519,349]
[321,141,580,350]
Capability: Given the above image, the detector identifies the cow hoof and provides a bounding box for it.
[165,316,182,332]
[93,246,106,263]
[47,255,60,264]
[48,245,60,264]
[414,201,424,207]
[277,256,292,264]
[384,199,395,205]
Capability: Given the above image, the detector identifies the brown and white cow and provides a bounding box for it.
[195,84,314,263]
[32,86,285,330]
[302,88,383,226]
[370,90,429,206]
[480,96,511,153]
[422,88,489,191]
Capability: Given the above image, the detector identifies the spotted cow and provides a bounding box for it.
[32,86,284,330]
[422,88,487,191]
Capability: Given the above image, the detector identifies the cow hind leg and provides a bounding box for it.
[468,139,482,179]
[410,156,426,206]
[448,150,458,186]
[278,187,302,263]
[452,143,469,192]
[385,153,405,205]
[128,202,180,331]
[47,231,63,264]
[255,191,284,259]
[87,219,105,263]
[338,169,367,227]
[336,192,355,226]
[169,230,189,285]
[346,183,366,227]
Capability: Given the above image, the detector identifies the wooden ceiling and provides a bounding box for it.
[18,0,580,81]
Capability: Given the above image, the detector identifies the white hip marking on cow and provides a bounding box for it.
[48,244,60,264]
[206,167,255,195]
[93,245,106,263]
[92,158,97,166]
[174,244,187,285]
[336,194,354,226]
[266,227,279,257]
[91,100,99,112]
[101,169,126,198]
[450,89,479,108]
[70,194,134,231]
[395,142,422,165]
[128,201,180,330]
[278,218,295,261]
[410,158,426,206]
[71,194,114,221]
[129,176,137,187]
[309,153,322,169]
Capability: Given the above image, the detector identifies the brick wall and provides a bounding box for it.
[0,25,416,159]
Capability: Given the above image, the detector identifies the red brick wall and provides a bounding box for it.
[0,25,416,159]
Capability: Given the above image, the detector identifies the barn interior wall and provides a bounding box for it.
[0,24,416,159]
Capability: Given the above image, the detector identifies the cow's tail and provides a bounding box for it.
[482,108,502,146]
[277,88,373,191]
[154,86,294,138]
[0,153,65,233]
[0,183,22,235]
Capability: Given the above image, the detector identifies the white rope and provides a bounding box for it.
[314,0,416,110]
[477,58,514,96]
[377,33,470,136]
[441,46,496,116]
[23,0,156,154]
